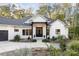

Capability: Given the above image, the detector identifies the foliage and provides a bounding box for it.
[0,5,10,17]
[60,41,66,52]
[64,49,79,56]
[0,3,73,20]
[56,14,65,20]
[69,26,79,40]
[27,36,31,40]
[74,27,79,37]
[63,40,79,56]
[14,35,21,41]
[57,35,66,51]
[0,5,33,19]
[31,39,37,42]
[42,39,50,42]
[48,45,61,56]
[37,5,48,15]
[68,40,79,53]
[52,36,57,41]
[13,10,25,19]
[47,37,50,40]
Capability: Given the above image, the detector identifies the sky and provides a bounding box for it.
[12,3,41,14]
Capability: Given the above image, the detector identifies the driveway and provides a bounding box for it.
[0,41,60,53]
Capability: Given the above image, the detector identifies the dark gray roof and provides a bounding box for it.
[0,16,67,26]
[0,16,32,26]
[0,16,53,26]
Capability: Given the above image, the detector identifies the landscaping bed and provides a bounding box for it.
[0,48,49,56]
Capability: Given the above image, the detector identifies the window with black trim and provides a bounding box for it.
[56,29,60,34]
[47,27,49,35]
[26,29,28,35]
[22,29,32,35]
[22,29,25,35]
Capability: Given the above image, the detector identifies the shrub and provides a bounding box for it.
[64,50,79,56]
[57,35,66,51]
[57,35,64,41]
[47,37,50,40]
[31,39,37,42]
[60,41,66,51]
[14,35,21,41]
[48,45,61,56]
[27,37,31,40]
[68,34,72,40]
[52,36,57,41]
[63,40,79,56]
[42,39,50,42]
[68,40,79,53]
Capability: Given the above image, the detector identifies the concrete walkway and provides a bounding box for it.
[0,41,60,53]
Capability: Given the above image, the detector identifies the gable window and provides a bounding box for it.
[56,29,60,34]
[14,29,19,32]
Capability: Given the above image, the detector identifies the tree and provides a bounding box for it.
[25,8,33,17]
[13,9,25,19]
[37,5,48,15]
[0,5,11,17]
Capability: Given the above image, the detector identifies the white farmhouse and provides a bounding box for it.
[0,15,68,41]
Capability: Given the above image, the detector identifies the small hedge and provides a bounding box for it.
[31,39,37,42]
[47,37,50,40]
[51,36,57,41]
[27,37,31,40]
[42,39,50,42]
[14,35,21,42]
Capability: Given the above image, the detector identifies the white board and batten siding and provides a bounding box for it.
[50,19,68,38]
[0,16,69,41]
[13,26,32,39]
[0,24,14,40]
[0,24,32,40]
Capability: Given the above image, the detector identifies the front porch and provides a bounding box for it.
[32,22,47,39]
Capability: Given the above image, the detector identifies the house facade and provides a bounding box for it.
[0,15,68,41]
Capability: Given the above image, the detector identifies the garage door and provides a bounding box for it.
[0,30,8,41]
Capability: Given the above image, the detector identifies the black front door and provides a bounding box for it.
[36,27,43,37]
